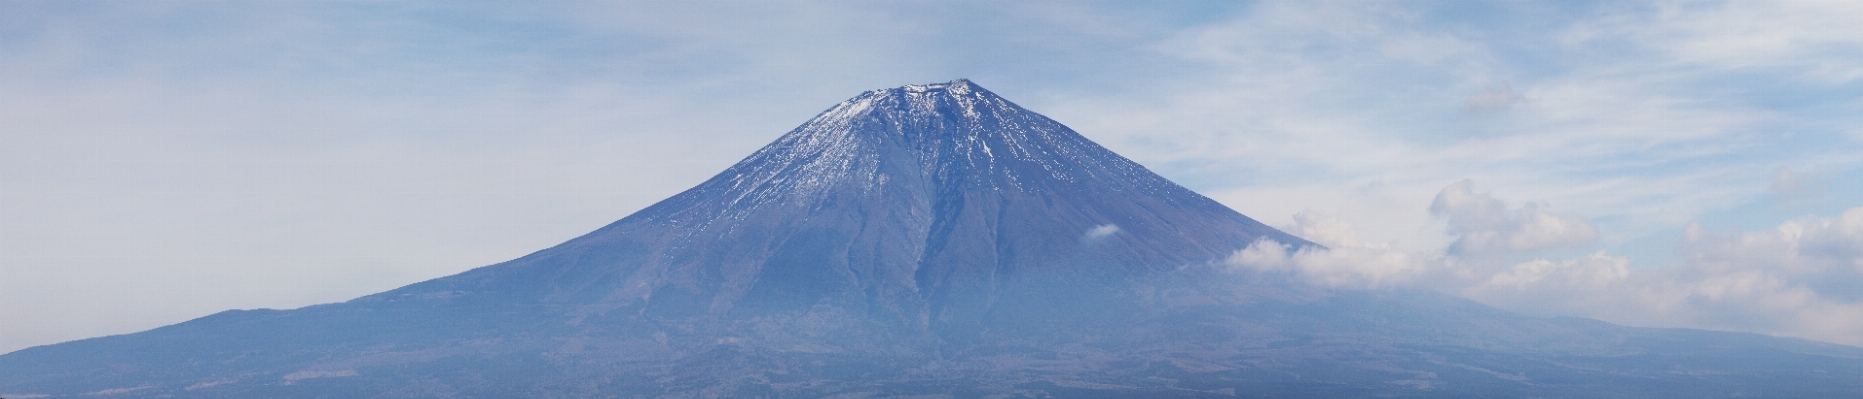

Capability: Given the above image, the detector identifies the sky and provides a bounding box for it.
[3,0,1862,353]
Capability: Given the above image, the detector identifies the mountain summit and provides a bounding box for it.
[4,80,1862,398]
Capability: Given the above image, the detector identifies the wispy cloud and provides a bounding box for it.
[1050,0,1863,255]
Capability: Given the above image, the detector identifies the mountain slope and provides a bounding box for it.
[363,79,1314,344]
[4,80,1862,398]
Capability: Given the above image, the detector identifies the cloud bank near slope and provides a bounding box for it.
[1232,180,1863,346]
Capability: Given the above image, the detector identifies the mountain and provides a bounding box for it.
[5,80,1863,398]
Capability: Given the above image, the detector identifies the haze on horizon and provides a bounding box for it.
[4,0,1863,354]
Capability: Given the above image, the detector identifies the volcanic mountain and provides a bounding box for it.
[4,80,1863,398]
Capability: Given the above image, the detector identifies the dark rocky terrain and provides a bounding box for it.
[5,80,1862,398]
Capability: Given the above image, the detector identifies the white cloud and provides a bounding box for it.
[1429,180,1599,255]
[1084,224,1121,241]
[1278,211,1368,248]
[1246,180,1863,346]
[1481,253,1629,290]
[1231,180,1593,289]
[1463,253,1632,315]
[1520,211,1863,345]
[1228,239,1440,289]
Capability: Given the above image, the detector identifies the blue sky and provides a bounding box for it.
[4,0,1862,353]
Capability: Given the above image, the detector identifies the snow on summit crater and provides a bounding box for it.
[900,78,978,94]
